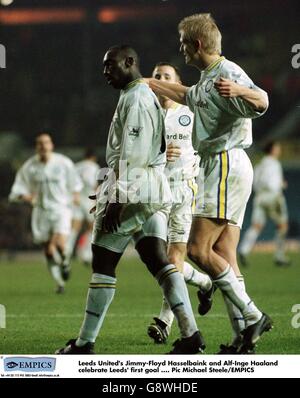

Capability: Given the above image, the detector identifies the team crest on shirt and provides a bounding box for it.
[178,115,191,126]
[128,125,142,137]
[205,79,214,92]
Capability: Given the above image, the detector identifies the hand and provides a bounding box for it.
[103,202,123,233]
[89,194,97,214]
[20,194,36,206]
[166,142,181,162]
[142,77,151,85]
[73,192,81,206]
[214,77,243,97]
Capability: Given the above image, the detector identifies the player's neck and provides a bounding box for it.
[39,153,53,163]
[126,72,143,86]
[161,98,177,110]
[198,53,222,71]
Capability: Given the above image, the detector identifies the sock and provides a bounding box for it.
[222,275,246,347]
[158,297,174,332]
[213,265,262,327]
[66,229,78,261]
[274,229,286,261]
[155,264,198,338]
[183,261,212,291]
[76,273,116,346]
[46,256,65,288]
[239,227,260,255]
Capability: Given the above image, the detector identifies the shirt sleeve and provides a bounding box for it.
[8,164,32,202]
[223,68,269,119]
[186,84,198,113]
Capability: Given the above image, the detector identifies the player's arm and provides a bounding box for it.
[66,160,83,202]
[72,191,81,206]
[103,106,153,233]
[214,78,268,112]
[9,165,35,204]
[144,78,189,106]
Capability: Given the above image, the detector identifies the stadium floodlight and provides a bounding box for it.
[0,0,14,6]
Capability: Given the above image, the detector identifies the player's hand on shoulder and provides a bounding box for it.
[214,77,242,97]
[142,77,151,85]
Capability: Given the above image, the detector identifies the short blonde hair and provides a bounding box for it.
[178,13,222,55]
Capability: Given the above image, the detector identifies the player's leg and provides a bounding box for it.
[134,212,205,354]
[77,220,94,265]
[52,232,71,281]
[31,207,65,293]
[65,218,82,262]
[239,197,265,266]
[168,198,212,288]
[149,241,212,344]
[188,216,272,352]
[149,186,212,344]
[147,242,187,344]
[51,207,73,279]
[272,195,290,265]
[44,238,65,294]
[274,222,289,265]
[56,230,127,354]
[214,224,246,353]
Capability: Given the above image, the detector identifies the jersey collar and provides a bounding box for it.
[205,56,225,73]
[124,78,143,91]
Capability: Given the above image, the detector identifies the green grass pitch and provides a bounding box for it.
[0,252,299,354]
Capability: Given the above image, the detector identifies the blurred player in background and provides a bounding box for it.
[9,133,82,293]
[56,45,205,355]
[239,141,290,266]
[66,148,100,265]
[147,62,212,344]
[146,13,272,353]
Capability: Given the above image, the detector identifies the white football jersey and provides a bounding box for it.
[253,155,284,194]
[105,79,172,204]
[164,104,199,181]
[186,57,269,156]
[9,153,82,210]
[75,159,100,198]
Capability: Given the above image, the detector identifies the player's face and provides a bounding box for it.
[152,65,179,84]
[36,134,54,157]
[272,143,281,158]
[179,31,197,66]
[103,51,128,89]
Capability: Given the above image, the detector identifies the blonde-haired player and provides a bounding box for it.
[146,13,272,353]
[147,62,212,344]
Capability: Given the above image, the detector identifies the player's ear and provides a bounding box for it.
[194,39,202,52]
[125,56,134,68]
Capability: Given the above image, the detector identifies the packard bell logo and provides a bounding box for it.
[0,44,6,69]
[4,357,56,372]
